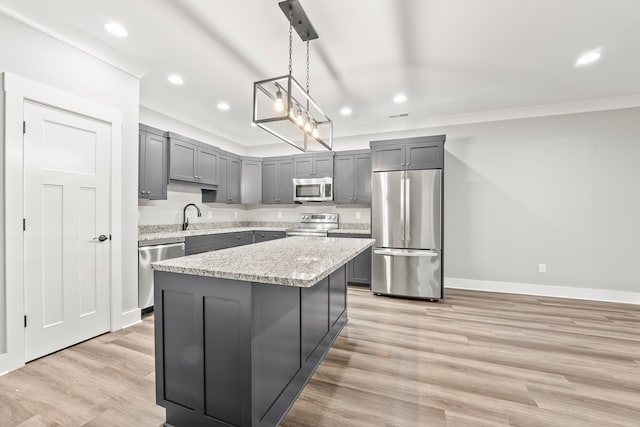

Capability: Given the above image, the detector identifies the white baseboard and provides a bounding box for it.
[0,353,7,376]
[119,308,142,329]
[445,277,640,305]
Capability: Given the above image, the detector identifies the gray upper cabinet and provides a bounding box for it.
[334,150,371,204]
[262,157,294,204]
[241,158,262,204]
[197,146,219,186]
[293,153,334,178]
[168,132,219,187]
[138,124,168,200]
[370,135,445,171]
[217,151,242,204]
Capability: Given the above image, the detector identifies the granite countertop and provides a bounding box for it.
[327,229,371,235]
[139,226,371,242]
[138,226,289,242]
[152,236,375,287]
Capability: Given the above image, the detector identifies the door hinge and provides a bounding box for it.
[24,315,27,328]
[23,121,26,134]
[23,218,26,231]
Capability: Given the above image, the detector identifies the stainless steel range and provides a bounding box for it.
[286,213,339,237]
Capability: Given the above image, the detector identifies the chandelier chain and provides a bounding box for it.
[306,41,310,94]
[288,8,293,75]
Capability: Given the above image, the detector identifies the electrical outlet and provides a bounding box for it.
[277,211,283,218]
[538,264,547,273]
[355,211,361,219]
[233,211,238,219]
[208,211,213,219]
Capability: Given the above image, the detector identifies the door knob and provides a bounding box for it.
[93,235,108,242]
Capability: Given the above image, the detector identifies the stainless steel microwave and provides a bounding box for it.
[293,177,333,202]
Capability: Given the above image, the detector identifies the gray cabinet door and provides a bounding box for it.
[406,141,443,169]
[327,233,372,286]
[227,156,241,203]
[170,139,198,182]
[349,247,372,284]
[241,159,262,204]
[277,159,294,204]
[314,155,334,178]
[353,153,371,203]
[197,146,218,185]
[333,155,354,203]
[138,131,146,198]
[262,160,278,204]
[293,157,313,178]
[371,143,405,172]
[217,155,229,203]
[143,132,168,200]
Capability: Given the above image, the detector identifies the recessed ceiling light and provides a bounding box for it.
[339,107,352,116]
[393,94,407,103]
[575,50,602,67]
[167,74,184,85]
[217,102,230,111]
[104,22,128,38]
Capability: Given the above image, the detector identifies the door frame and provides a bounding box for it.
[1,72,124,373]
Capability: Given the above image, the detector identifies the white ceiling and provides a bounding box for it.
[3,0,640,146]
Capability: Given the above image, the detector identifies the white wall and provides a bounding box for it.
[0,12,140,361]
[243,108,640,297]
[140,106,248,155]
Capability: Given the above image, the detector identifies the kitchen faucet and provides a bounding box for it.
[182,203,202,231]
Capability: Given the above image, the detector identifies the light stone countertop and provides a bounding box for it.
[152,236,375,287]
[138,226,370,242]
[138,226,289,242]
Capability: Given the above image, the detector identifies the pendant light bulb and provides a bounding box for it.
[295,107,304,126]
[274,88,284,112]
[303,114,312,133]
[311,121,319,139]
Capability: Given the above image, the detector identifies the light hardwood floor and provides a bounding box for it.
[1,287,639,426]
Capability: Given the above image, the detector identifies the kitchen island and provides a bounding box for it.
[152,236,375,427]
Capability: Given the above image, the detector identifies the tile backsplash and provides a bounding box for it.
[138,183,371,227]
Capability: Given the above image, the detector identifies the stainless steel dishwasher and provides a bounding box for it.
[138,237,185,312]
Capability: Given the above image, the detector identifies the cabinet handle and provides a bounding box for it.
[140,190,145,194]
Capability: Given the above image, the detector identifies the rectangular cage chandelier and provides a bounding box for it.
[253,0,333,152]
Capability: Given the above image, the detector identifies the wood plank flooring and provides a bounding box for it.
[1,287,639,426]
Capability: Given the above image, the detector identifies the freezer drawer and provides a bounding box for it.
[372,248,442,299]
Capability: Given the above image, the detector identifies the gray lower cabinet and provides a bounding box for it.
[168,132,219,186]
[293,153,334,178]
[371,135,445,172]
[185,231,253,255]
[138,124,168,200]
[334,150,371,204]
[217,151,242,204]
[253,231,286,243]
[241,158,262,204]
[328,233,372,286]
[154,265,348,427]
[262,157,294,204]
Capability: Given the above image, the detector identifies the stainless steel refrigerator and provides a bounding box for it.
[371,169,443,299]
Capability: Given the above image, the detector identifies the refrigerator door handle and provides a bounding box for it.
[374,249,438,257]
[405,176,411,243]
[400,173,406,243]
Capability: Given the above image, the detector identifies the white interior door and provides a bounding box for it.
[23,100,111,361]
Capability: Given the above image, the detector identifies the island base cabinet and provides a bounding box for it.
[154,266,348,427]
